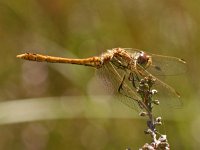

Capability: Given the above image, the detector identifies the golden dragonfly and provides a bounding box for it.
[17,48,186,111]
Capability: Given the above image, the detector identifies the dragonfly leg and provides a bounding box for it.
[128,72,141,89]
[117,74,141,105]
[118,74,126,93]
[128,73,136,88]
[117,73,146,111]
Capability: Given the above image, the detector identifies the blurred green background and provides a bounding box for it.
[0,0,198,149]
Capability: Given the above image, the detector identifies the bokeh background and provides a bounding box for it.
[0,0,199,149]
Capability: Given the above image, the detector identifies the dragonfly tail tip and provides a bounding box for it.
[16,53,27,59]
[179,58,186,64]
[16,54,22,59]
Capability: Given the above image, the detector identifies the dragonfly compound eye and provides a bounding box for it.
[137,51,150,67]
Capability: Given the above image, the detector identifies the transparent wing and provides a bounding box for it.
[96,62,142,112]
[147,53,187,76]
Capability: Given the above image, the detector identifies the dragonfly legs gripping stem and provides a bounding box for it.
[117,74,144,110]
[117,73,158,115]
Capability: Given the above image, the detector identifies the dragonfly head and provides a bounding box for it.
[137,51,152,68]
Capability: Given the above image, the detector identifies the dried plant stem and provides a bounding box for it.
[136,76,170,150]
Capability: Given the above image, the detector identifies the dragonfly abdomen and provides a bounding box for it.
[16,53,102,68]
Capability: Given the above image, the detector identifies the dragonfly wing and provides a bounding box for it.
[147,53,187,76]
[96,62,142,112]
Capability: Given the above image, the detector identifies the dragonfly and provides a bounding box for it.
[17,48,186,111]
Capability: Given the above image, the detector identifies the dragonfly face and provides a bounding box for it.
[133,51,152,69]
